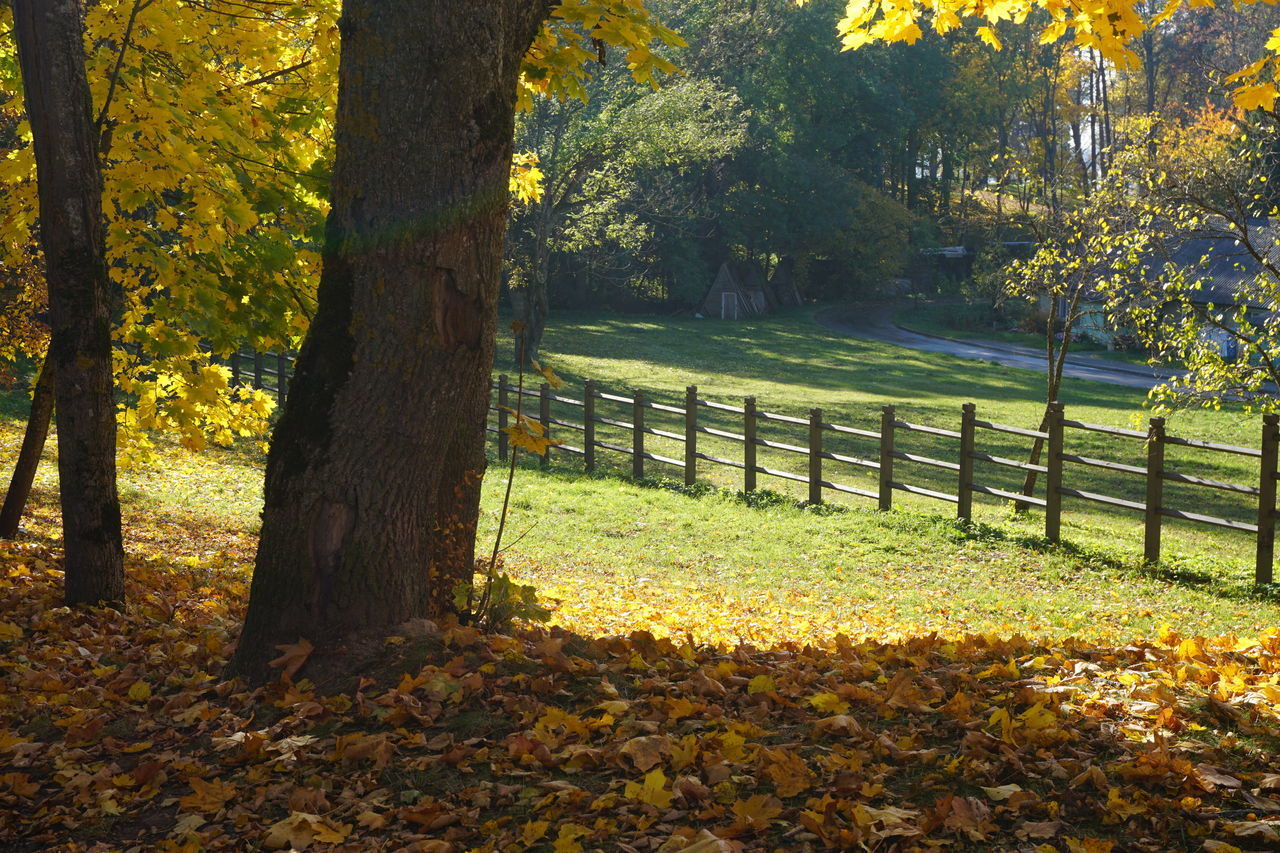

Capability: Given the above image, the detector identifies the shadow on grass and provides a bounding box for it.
[494,307,1145,413]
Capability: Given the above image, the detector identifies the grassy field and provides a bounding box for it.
[493,308,1266,573]
[1,306,1276,646]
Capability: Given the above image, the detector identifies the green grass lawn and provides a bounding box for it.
[492,308,1267,576]
[2,305,1276,646]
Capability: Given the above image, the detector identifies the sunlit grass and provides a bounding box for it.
[494,308,1267,578]
[1,306,1275,648]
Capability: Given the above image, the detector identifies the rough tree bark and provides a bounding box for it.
[0,356,54,539]
[12,0,124,605]
[230,0,554,681]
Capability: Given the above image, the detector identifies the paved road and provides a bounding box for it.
[815,304,1183,391]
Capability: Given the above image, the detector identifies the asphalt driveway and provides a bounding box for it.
[815,304,1182,391]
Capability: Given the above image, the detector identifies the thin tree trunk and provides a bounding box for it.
[1071,118,1090,197]
[1099,61,1113,175]
[12,0,124,605]
[230,0,553,682]
[518,268,550,366]
[0,355,54,539]
[515,198,555,365]
[1018,291,1075,510]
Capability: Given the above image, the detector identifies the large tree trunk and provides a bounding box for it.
[231,0,552,681]
[12,0,124,605]
[0,355,54,539]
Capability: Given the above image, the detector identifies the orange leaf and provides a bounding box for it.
[268,637,314,681]
[731,793,783,829]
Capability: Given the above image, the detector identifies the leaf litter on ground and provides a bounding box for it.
[3,500,1280,853]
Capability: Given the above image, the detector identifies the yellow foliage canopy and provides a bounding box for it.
[834,0,1280,111]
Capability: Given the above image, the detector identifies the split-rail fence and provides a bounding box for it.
[223,352,1279,584]
[486,376,1280,585]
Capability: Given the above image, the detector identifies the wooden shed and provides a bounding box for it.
[701,261,774,319]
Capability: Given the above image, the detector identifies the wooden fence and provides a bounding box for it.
[487,376,1280,585]
[227,350,292,402]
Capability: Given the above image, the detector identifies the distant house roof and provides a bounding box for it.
[921,246,970,259]
[1151,218,1278,309]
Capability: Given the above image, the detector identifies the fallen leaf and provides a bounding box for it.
[268,638,314,682]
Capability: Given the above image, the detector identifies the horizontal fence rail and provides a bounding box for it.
[489,377,1280,586]
[226,350,294,403]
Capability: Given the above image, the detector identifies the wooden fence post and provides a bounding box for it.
[685,386,698,487]
[633,389,645,480]
[1045,401,1065,543]
[1257,413,1278,585]
[744,396,757,493]
[539,382,551,469]
[230,352,241,387]
[1144,416,1165,565]
[583,379,595,474]
[276,353,288,402]
[957,403,975,521]
[879,405,895,511]
[497,375,509,461]
[809,408,823,505]
[253,352,264,390]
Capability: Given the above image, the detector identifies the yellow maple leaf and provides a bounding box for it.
[267,637,314,682]
[624,768,674,808]
[619,735,671,772]
[505,419,560,456]
[311,818,351,844]
[531,359,567,389]
[732,793,784,828]
[1065,839,1115,853]
[1234,82,1278,112]
[807,692,850,714]
[521,820,551,845]
[552,823,591,853]
[178,777,237,814]
[0,621,22,642]
[127,680,152,702]
[746,674,776,695]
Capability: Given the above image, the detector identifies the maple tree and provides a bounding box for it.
[0,0,334,450]
[229,0,681,679]
[10,0,125,605]
[0,0,337,551]
[833,0,1280,115]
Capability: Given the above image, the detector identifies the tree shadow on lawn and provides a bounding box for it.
[9,484,257,586]
[496,309,1143,416]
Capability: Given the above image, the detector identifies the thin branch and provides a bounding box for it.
[94,0,154,137]
[237,58,314,89]
[207,140,319,181]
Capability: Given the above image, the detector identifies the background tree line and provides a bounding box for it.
[504,0,1280,358]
